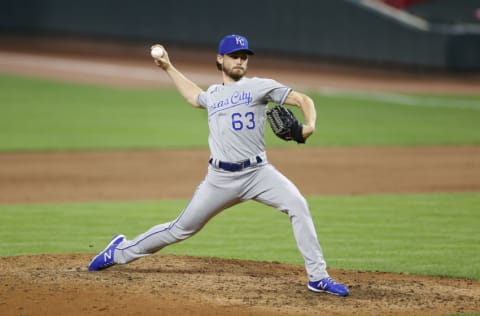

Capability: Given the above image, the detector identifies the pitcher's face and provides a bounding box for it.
[218,51,249,81]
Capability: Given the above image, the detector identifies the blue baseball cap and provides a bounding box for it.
[218,34,255,55]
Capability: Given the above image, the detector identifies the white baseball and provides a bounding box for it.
[151,46,165,59]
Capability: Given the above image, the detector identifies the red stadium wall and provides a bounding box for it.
[382,0,429,9]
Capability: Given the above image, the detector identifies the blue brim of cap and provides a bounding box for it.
[222,48,255,55]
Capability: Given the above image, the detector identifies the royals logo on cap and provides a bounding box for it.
[218,34,255,55]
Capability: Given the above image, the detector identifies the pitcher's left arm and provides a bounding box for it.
[284,90,317,140]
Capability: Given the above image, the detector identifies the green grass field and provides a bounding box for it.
[1,193,479,279]
[1,73,479,281]
[1,74,479,151]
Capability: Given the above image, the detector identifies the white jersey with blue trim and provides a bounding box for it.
[197,77,292,162]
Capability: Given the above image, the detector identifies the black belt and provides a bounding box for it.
[209,156,263,172]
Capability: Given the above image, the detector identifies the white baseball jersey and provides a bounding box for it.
[197,77,291,162]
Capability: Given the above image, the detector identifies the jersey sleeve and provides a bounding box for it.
[197,84,223,109]
[255,78,292,105]
[196,91,208,109]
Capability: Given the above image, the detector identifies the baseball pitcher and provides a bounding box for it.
[88,34,349,296]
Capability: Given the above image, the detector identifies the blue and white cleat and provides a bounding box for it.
[308,277,349,296]
[88,234,125,271]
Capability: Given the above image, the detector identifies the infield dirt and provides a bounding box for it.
[1,36,479,315]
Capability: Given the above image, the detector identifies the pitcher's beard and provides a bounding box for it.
[224,67,246,81]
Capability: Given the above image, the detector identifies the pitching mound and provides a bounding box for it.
[1,254,479,315]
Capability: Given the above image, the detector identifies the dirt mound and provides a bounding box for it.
[1,254,479,316]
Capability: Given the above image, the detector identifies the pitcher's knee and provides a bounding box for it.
[169,223,199,241]
[283,195,309,215]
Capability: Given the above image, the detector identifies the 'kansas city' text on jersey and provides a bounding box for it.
[197,77,291,162]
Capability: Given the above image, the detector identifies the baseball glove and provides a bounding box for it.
[266,105,305,144]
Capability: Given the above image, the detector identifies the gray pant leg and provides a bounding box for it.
[246,164,329,281]
[115,173,240,264]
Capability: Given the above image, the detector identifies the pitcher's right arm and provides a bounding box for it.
[151,44,204,109]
